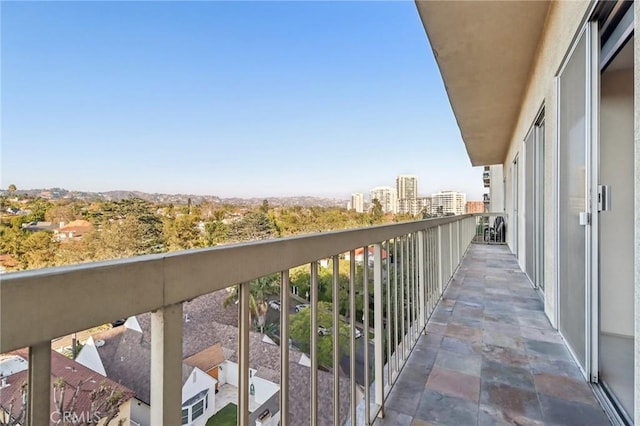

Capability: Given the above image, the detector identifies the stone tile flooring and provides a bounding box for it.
[377,244,610,426]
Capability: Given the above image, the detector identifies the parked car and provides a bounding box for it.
[317,325,331,336]
[295,303,310,313]
[269,300,281,311]
[111,318,126,327]
[348,325,363,339]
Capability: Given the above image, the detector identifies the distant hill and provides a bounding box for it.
[3,188,347,208]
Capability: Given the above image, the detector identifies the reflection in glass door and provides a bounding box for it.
[597,33,634,422]
[557,28,590,370]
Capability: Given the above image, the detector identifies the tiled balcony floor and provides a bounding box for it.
[378,244,610,426]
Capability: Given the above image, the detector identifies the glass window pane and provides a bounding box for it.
[558,31,587,367]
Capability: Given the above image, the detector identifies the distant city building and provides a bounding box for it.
[431,191,466,216]
[465,201,485,214]
[349,193,364,213]
[396,175,418,200]
[416,197,432,216]
[396,175,419,215]
[370,186,398,214]
[398,197,430,216]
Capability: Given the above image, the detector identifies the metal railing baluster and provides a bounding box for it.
[310,262,319,426]
[349,251,357,426]
[280,270,290,426]
[373,243,384,420]
[332,256,340,426]
[363,248,370,425]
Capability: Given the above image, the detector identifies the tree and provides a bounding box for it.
[259,199,270,214]
[204,219,228,246]
[8,184,16,194]
[289,301,350,366]
[164,215,203,250]
[90,199,166,256]
[0,381,27,426]
[45,203,79,224]
[223,274,280,333]
[52,376,129,425]
[20,231,58,269]
[228,211,276,242]
[370,199,384,224]
[24,198,52,223]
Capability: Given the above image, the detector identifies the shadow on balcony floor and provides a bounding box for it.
[377,244,610,426]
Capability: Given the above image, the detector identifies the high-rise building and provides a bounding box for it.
[465,201,485,214]
[396,175,418,200]
[396,175,419,215]
[431,191,466,216]
[350,193,364,213]
[416,197,432,216]
[370,186,398,214]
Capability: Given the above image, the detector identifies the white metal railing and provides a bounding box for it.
[0,215,476,426]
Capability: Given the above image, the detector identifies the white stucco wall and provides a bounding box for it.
[499,0,639,418]
[183,368,217,426]
[501,0,592,326]
[129,399,150,426]
[75,336,106,376]
[489,165,504,213]
[252,376,279,405]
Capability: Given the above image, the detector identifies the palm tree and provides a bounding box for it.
[223,274,280,333]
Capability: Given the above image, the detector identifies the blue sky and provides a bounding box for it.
[2,1,483,201]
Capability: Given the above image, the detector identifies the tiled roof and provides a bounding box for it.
[184,343,225,372]
[59,220,92,230]
[354,246,388,258]
[90,289,351,424]
[57,220,92,235]
[0,349,133,424]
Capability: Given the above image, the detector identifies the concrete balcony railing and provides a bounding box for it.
[0,215,477,426]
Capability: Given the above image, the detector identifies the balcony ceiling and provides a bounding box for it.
[416,1,550,166]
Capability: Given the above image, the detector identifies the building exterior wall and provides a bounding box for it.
[497,0,639,418]
[129,398,151,426]
[370,186,398,214]
[182,368,216,426]
[396,175,418,199]
[488,165,504,213]
[500,0,592,325]
[465,201,484,214]
[431,191,466,216]
[98,399,132,426]
[350,193,364,213]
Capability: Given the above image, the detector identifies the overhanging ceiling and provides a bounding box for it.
[416,1,551,166]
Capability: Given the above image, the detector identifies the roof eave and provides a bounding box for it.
[415,1,551,166]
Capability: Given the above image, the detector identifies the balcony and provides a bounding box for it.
[378,244,609,425]
[0,214,609,425]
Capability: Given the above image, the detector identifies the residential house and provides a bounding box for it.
[77,289,352,425]
[76,318,218,426]
[54,220,93,241]
[0,349,134,426]
[345,246,388,266]
[20,221,58,232]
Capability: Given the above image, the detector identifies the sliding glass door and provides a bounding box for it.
[557,28,590,369]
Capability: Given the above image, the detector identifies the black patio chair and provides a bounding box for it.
[484,216,505,242]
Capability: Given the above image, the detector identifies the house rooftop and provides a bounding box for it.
[0,348,133,423]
